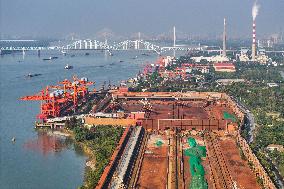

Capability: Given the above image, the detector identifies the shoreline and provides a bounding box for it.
[47,128,97,177]
[55,125,123,188]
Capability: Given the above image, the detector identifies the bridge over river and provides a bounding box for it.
[0,39,202,55]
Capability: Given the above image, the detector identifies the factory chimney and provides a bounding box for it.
[222,18,227,57]
[173,26,176,48]
[252,1,259,61]
[252,20,256,61]
[173,26,176,57]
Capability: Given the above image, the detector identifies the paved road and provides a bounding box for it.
[280,71,284,80]
[230,96,255,143]
[264,153,284,188]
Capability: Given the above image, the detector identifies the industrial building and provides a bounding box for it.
[213,62,236,72]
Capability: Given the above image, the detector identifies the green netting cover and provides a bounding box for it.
[190,175,208,189]
[223,111,237,122]
[155,140,163,147]
[184,137,208,189]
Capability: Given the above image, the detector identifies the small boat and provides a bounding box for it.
[109,63,115,66]
[141,53,150,56]
[61,50,67,56]
[64,64,73,69]
[85,52,90,56]
[26,73,42,78]
[11,137,16,142]
[119,60,124,63]
[43,56,58,61]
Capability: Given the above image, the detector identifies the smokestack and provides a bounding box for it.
[173,26,176,47]
[252,20,256,61]
[173,26,176,57]
[252,1,259,61]
[222,18,227,57]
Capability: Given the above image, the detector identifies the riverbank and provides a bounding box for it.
[62,118,125,189]
[75,140,97,172]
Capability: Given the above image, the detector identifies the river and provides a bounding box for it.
[0,50,180,189]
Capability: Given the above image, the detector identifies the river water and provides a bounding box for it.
[0,50,175,189]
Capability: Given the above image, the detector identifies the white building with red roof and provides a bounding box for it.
[213,62,236,72]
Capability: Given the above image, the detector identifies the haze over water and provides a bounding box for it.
[0,50,165,189]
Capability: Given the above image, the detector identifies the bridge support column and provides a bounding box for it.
[0,50,2,55]
[137,40,140,50]
[37,50,40,57]
[22,49,26,57]
[79,40,82,49]
[136,41,138,49]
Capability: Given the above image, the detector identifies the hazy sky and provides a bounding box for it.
[1,0,283,39]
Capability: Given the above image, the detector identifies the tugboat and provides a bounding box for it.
[64,64,73,69]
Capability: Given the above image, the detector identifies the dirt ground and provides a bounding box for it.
[136,134,168,189]
[182,133,261,189]
[202,155,214,189]
[207,104,237,121]
[218,136,261,189]
[137,132,261,189]
[121,100,210,119]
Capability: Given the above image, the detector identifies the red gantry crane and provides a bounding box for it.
[20,76,95,121]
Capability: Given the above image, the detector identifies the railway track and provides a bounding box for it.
[175,129,179,189]
[205,133,234,189]
[176,130,185,189]
[167,129,178,189]
[168,128,186,189]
